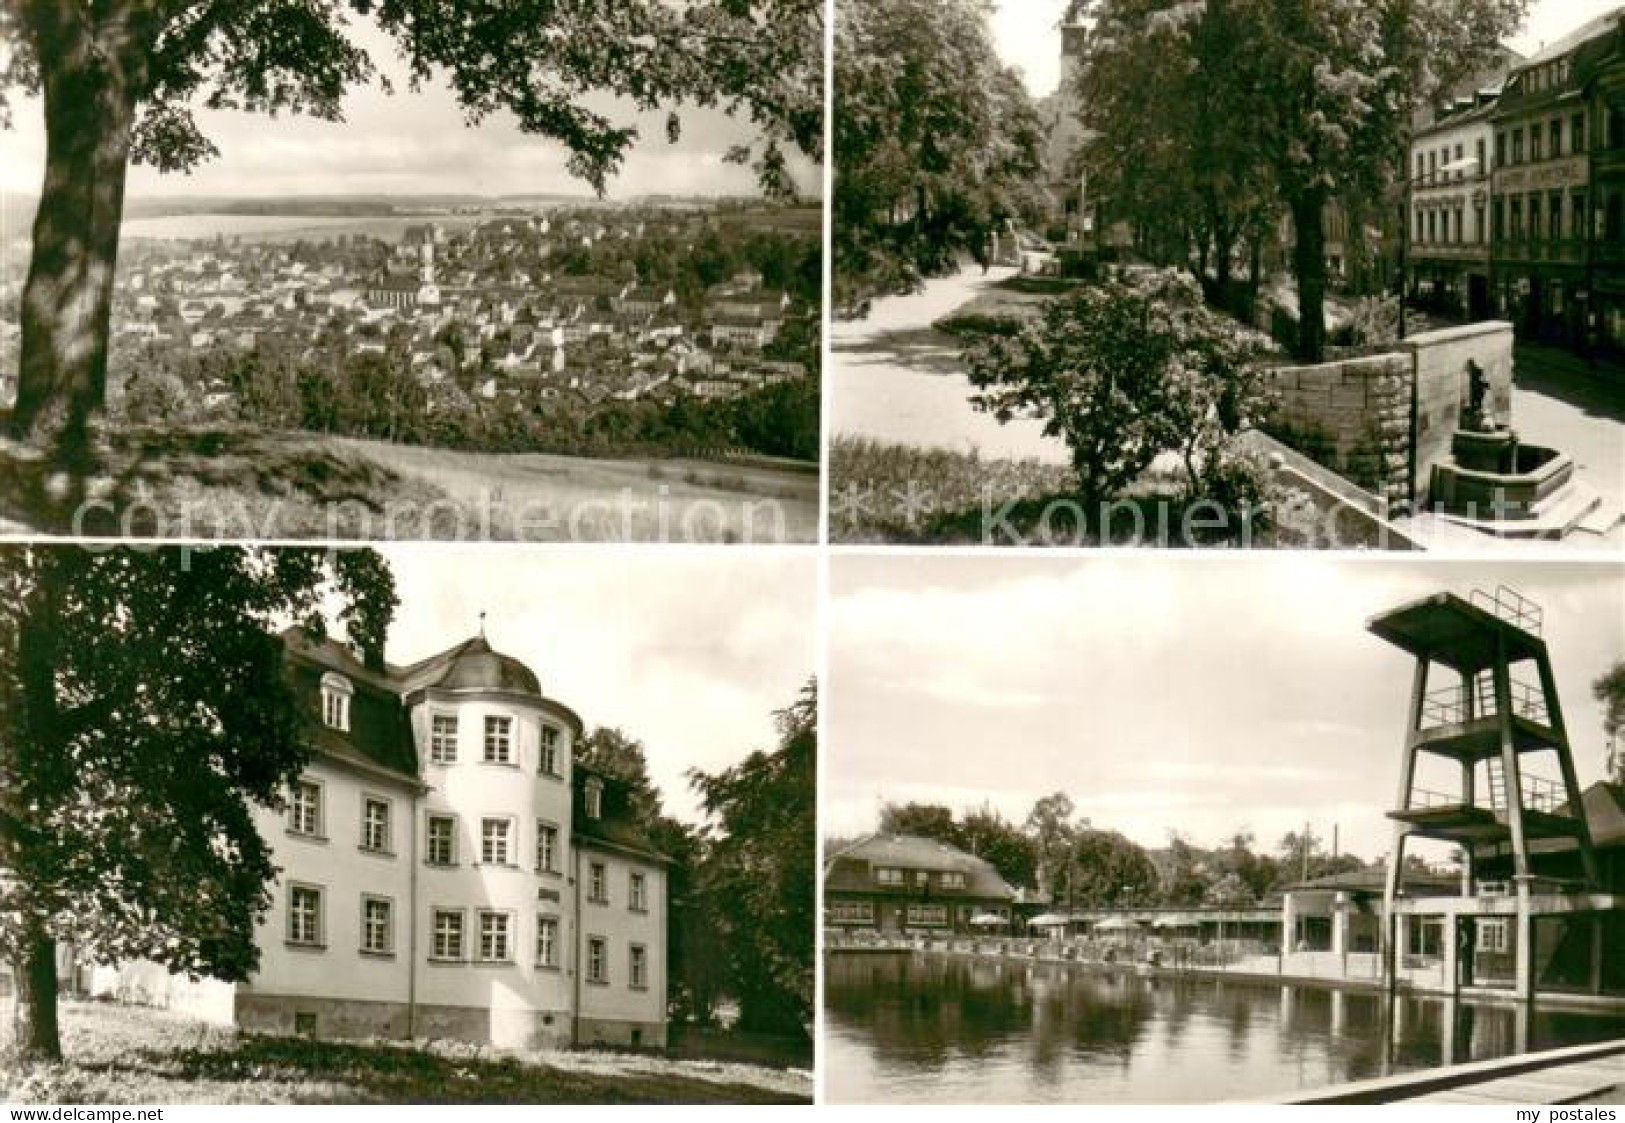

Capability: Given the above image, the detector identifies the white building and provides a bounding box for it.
[1408,90,1502,319]
[91,628,669,1051]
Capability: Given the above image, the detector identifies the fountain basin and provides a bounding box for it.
[1431,439,1575,520]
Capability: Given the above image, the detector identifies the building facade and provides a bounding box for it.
[823,834,1016,935]
[1409,94,1499,320]
[93,628,669,1050]
[1487,16,1614,349]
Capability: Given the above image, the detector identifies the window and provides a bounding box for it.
[481,818,511,865]
[288,885,323,946]
[1496,132,1507,168]
[483,715,513,763]
[584,776,603,819]
[1427,149,1437,183]
[1531,124,1543,163]
[1573,113,1587,154]
[940,871,966,889]
[1550,119,1563,159]
[432,909,464,960]
[430,714,458,764]
[1550,191,1564,241]
[540,726,561,776]
[1475,202,1486,245]
[630,944,648,990]
[477,911,512,962]
[536,916,559,967]
[1478,919,1510,953]
[629,871,647,912]
[289,780,322,837]
[362,796,391,853]
[1416,152,1425,180]
[587,937,607,984]
[589,861,608,903]
[1493,199,1505,242]
[536,821,559,872]
[906,903,948,926]
[1530,194,1543,242]
[830,900,875,923]
[361,895,393,954]
[1512,128,1524,164]
[1454,206,1464,244]
[1477,138,1487,176]
[320,673,352,731]
[1574,191,1589,241]
[1414,205,1424,243]
[875,867,904,885]
[1453,143,1463,180]
[1511,197,1524,239]
[426,814,456,865]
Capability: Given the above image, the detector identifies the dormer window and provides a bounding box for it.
[320,673,352,731]
[585,777,603,820]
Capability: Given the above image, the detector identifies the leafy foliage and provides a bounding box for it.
[4,0,824,465]
[1595,661,1625,785]
[876,801,1038,893]
[689,680,815,1038]
[964,269,1276,516]
[833,0,1046,308]
[0,546,397,1060]
[1074,0,1528,360]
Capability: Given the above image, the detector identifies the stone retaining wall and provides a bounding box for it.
[1266,353,1413,507]
[1263,322,1516,509]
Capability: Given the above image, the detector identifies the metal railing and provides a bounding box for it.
[1419,676,1549,727]
[1470,585,1544,637]
[1516,772,1566,814]
[1406,787,1470,810]
[1406,770,1567,815]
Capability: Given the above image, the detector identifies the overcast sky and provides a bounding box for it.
[0,22,818,200]
[371,546,815,826]
[991,0,1625,97]
[825,557,1624,863]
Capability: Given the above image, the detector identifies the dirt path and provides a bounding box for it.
[830,267,1071,465]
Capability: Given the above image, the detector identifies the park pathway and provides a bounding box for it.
[829,266,1070,465]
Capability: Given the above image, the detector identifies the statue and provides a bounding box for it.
[1462,359,1493,431]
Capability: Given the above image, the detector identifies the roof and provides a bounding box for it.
[1517,8,1624,71]
[824,834,1017,900]
[1281,864,1459,896]
[395,635,543,697]
[281,629,419,780]
[1556,781,1625,848]
[571,762,672,865]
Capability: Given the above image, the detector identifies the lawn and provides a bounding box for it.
[1,1001,810,1105]
[0,423,818,543]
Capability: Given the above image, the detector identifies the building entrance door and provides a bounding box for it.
[1469,274,1490,320]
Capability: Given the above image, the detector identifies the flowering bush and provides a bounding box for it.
[964,269,1278,520]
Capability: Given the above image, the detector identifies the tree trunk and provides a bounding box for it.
[12,29,139,470]
[13,929,62,1062]
[1290,190,1330,363]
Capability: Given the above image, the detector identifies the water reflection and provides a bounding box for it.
[824,951,1625,1103]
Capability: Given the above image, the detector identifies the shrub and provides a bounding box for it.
[963,268,1277,518]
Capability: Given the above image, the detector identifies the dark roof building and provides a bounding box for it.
[825,834,1016,934]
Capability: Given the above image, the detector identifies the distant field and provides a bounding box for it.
[119,213,491,243]
[715,206,823,235]
[112,203,822,243]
